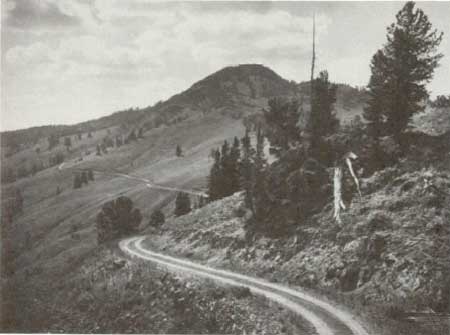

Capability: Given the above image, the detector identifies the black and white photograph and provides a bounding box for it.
[1,1,449,334]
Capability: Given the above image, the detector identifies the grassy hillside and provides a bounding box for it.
[1,64,368,184]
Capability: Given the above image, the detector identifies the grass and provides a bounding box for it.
[4,244,311,333]
[1,113,251,332]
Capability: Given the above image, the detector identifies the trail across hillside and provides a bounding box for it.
[120,236,370,335]
[58,162,208,197]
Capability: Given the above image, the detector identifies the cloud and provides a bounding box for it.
[2,1,449,130]
[1,2,332,129]
[5,0,80,29]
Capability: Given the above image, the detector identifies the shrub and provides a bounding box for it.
[149,209,165,227]
[96,196,142,244]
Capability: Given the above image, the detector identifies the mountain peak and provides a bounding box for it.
[190,64,292,90]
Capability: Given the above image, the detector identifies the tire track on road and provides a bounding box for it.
[120,236,370,335]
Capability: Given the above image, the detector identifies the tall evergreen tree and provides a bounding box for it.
[263,98,301,154]
[310,70,338,144]
[364,50,389,140]
[364,1,443,141]
[252,126,268,223]
[239,129,255,212]
[220,140,231,196]
[208,149,222,201]
[229,137,241,194]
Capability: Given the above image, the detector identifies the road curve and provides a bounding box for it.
[120,236,370,335]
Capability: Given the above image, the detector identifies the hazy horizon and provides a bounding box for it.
[2,1,449,131]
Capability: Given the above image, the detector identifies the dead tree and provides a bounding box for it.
[333,152,361,223]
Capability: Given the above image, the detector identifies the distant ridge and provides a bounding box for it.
[1,64,367,150]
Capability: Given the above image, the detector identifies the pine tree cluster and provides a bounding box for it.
[96,196,142,244]
[208,136,242,201]
[73,169,94,189]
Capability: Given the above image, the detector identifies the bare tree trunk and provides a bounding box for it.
[304,13,316,150]
[310,13,316,84]
[345,153,362,198]
[333,152,362,223]
[333,166,345,223]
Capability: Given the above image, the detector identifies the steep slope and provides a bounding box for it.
[142,162,450,335]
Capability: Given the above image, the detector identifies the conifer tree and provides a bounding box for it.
[253,126,268,222]
[174,192,191,216]
[80,171,88,185]
[116,136,123,147]
[73,174,82,189]
[128,130,137,142]
[176,144,183,157]
[239,129,255,212]
[208,149,222,201]
[364,1,443,142]
[64,137,72,150]
[96,196,142,244]
[263,98,301,154]
[149,209,165,226]
[310,70,338,147]
[229,136,241,194]
[48,134,59,150]
[220,140,231,196]
[88,169,94,181]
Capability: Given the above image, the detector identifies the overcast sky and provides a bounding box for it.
[1,1,449,131]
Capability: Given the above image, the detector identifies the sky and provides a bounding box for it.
[1,1,449,131]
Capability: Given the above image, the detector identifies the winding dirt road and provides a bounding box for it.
[120,236,370,335]
[58,162,208,197]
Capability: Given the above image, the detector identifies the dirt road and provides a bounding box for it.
[58,161,208,197]
[120,236,370,335]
